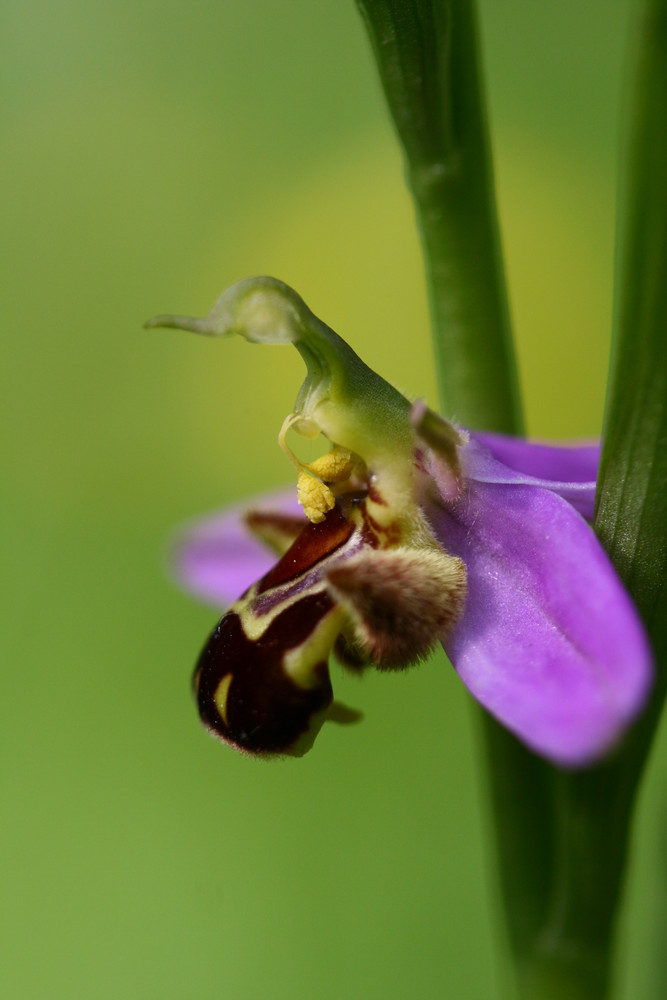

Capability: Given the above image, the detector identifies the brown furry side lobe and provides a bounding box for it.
[326,546,466,669]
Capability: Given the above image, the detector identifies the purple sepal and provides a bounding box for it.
[468,432,599,520]
[426,470,652,767]
[172,489,301,607]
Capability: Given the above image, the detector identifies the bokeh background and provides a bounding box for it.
[3,2,666,997]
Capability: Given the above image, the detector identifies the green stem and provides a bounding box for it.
[595,1,667,666]
[496,3,667,990]
[486,2,667,996]
[491,2,667,995]
[355,0,521,432]
[591,0,667,983]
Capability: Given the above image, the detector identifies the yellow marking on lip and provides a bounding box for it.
[283,605,345,689]
[214,673,233,727]
[237,584,329,641]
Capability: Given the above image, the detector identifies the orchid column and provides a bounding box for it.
[355,2,667,999]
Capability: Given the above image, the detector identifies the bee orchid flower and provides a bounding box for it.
[147,277,652,767]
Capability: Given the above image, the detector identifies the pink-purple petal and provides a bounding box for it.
[465,433,599,520]
[172,489,302,608]
[426,476,652,767]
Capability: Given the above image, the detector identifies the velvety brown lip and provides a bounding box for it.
[194,592,335,753]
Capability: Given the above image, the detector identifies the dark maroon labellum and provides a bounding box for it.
[194,592,336,754]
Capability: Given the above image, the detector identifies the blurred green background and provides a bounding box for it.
[3,2,666,997]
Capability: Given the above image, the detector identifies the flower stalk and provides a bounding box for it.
[516,2,667,993]
[355,0,521,432]
[596,0,667,711]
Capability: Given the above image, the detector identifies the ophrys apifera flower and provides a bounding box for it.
[147,277,652,767]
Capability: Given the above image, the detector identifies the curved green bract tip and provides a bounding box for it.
[145,276,413,467]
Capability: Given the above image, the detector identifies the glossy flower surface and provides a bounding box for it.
[147,278,652,767]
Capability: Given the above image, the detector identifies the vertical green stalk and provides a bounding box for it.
[595,0,667,698]
[534,2,667,994]
[497,1,667,994]
[503,2,667,992]
[594,0,667,973]
[524,5,667,986]
[355,0,521,432]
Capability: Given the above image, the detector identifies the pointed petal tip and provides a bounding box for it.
[143,313,217,335]
[448,610,653,769]
[522,660,652,769]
